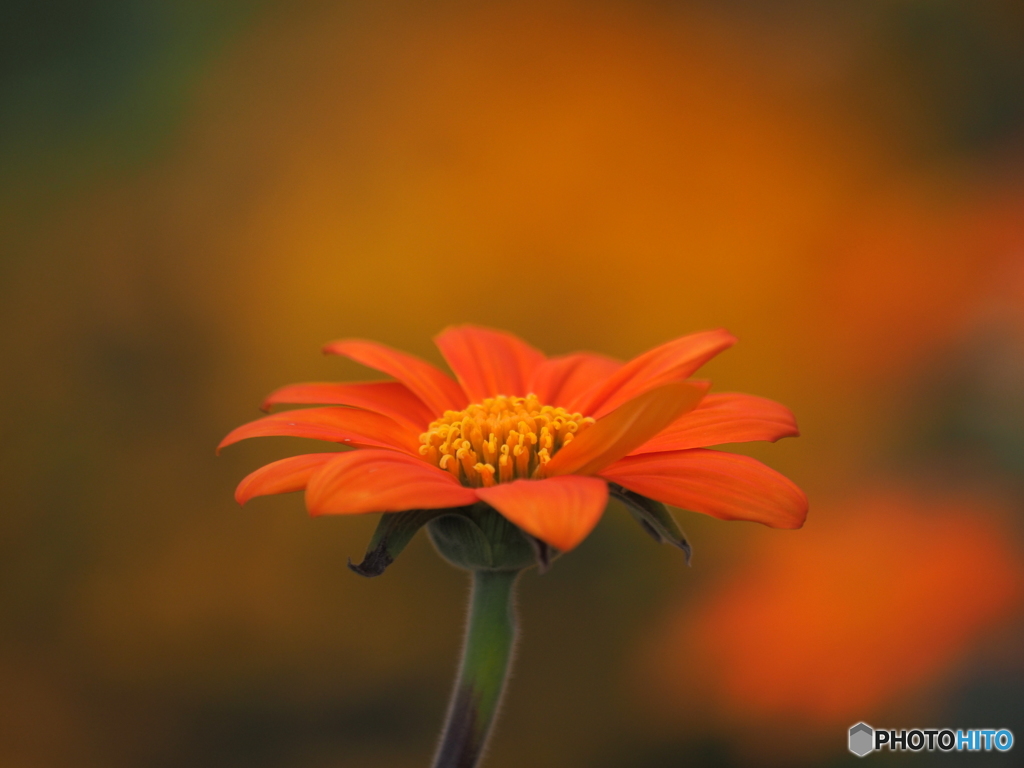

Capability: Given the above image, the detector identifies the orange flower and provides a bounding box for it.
[221,326,806,552]
[643,491,1024,735]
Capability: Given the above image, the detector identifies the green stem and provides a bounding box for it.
[432,569,519,768]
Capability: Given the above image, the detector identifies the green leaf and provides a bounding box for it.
[610,484,692,564]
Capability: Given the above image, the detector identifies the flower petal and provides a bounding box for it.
[572,329,736,417]
[306,450,477,515]
[544,381,709,477]
[528,352,622,406]
[434,325,546,402]
[599,449,807,529]
[218,407,422,454]
[322,338,467,416]
[235,453,337,505]
[475,475,609,552]
[261,381,436,430]
[631,393,800,454]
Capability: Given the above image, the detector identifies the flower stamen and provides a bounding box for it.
[419,394,594,487]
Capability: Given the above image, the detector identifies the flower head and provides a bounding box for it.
[221,326,806,565]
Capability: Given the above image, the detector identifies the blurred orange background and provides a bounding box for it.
[3,2,1024,766]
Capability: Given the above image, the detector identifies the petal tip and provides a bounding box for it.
[771,490,808,530]
[234,481,257,506]
[216,428,243,453]
[321,338,360,355]
[789,502,809,530]
[769,426,801,443]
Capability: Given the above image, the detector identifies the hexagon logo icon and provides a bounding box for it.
[849,723,874,757]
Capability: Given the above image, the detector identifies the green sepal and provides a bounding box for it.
[526,535,557,574]
[348,507,468,577]
[609,484,692,564]
[427,503,539,572]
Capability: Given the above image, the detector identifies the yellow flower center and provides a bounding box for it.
[418,394,595,487]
